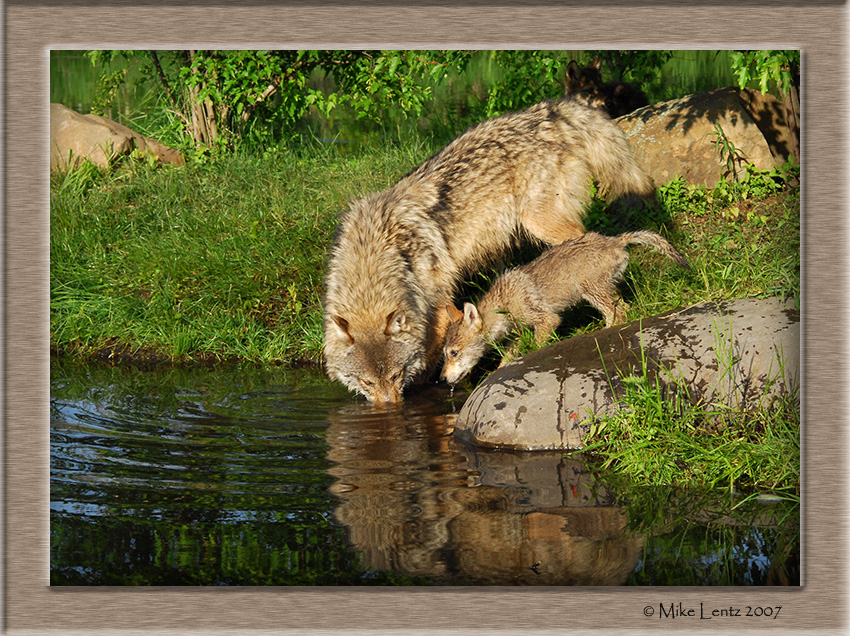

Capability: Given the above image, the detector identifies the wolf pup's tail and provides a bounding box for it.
[619,230,691,270]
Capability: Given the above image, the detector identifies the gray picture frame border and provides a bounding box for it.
[6,1,842,633]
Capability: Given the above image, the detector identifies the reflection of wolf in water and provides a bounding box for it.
[440,231,690,384]
[323,98,655,403]
[324,402,644,584]
[565,59,649,119]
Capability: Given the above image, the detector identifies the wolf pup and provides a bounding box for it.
[565,59,649,119]
[323,99,654,403]
[440,231,690,385]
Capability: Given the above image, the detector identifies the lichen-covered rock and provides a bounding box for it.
[454,297,799,451]
[617,87,796,187]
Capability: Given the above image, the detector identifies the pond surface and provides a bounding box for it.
[50,357,799,586]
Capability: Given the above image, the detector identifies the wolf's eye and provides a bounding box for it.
[361,379,373,387]
[390,371,403,383]
[449,349,458,358]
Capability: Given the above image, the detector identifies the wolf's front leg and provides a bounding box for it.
[424,303,455,378]
[497,341,523,368]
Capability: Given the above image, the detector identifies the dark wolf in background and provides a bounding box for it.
[440,230,690,384]
[565,59,650,119]
[323,98,655,403]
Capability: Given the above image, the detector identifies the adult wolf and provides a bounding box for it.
[323,97,654,403]
[439,230,691,385]
[565,59,649,119]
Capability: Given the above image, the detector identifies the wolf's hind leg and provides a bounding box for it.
[585,289,628,327]
[521,194,587,245]
[524,216,585,245]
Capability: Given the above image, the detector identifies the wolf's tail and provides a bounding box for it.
[618,231,691,269]
[582,110,655,204]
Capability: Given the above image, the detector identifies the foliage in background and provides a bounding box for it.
[585,50,676,84]
[75,49,797,154]
[475,50,674,116]
[85,50,473,152]
[730,50,799,97]
[481,50,570,116]
[730,49,800,163]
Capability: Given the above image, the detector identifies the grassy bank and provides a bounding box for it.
[50,142,800,367]
[51,140,428,364]
[50,133,801,498]
[576,347,800,499]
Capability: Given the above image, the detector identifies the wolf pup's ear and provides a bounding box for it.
[330,315,355,344]
[462,302,483,329]
[384,309,409,337]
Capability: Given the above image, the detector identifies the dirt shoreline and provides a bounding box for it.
[50,343,321,372]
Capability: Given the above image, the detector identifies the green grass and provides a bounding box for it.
[50,139,434,364]
[50,143,800,370]
[575,345,800,496]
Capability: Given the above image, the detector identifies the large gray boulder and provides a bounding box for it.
[50,103,184,172]
[617,87,797,188]
[454,297,799,451]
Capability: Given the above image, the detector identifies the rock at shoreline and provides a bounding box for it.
[453,297,799,451]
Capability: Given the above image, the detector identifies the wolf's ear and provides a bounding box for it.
[566,60,581,82]
[330,315,355,344]
[462,302,482,329]
[384,309,409,337]
[445,304,464,324]
[590,58,602,71]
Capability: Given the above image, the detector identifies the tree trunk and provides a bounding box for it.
[186,50,219,146]
[782,84,800,164]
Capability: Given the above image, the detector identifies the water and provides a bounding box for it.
[50,357,799,586]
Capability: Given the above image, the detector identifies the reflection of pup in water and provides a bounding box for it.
[440,231,690,384]
[565,59,649,119]
[323,98,655,404]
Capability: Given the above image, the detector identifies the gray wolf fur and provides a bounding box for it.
[323,98,655,403]
[439,231,690,385]
[565,59,649,119]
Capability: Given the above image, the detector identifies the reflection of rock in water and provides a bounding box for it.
[326,394,643,585]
